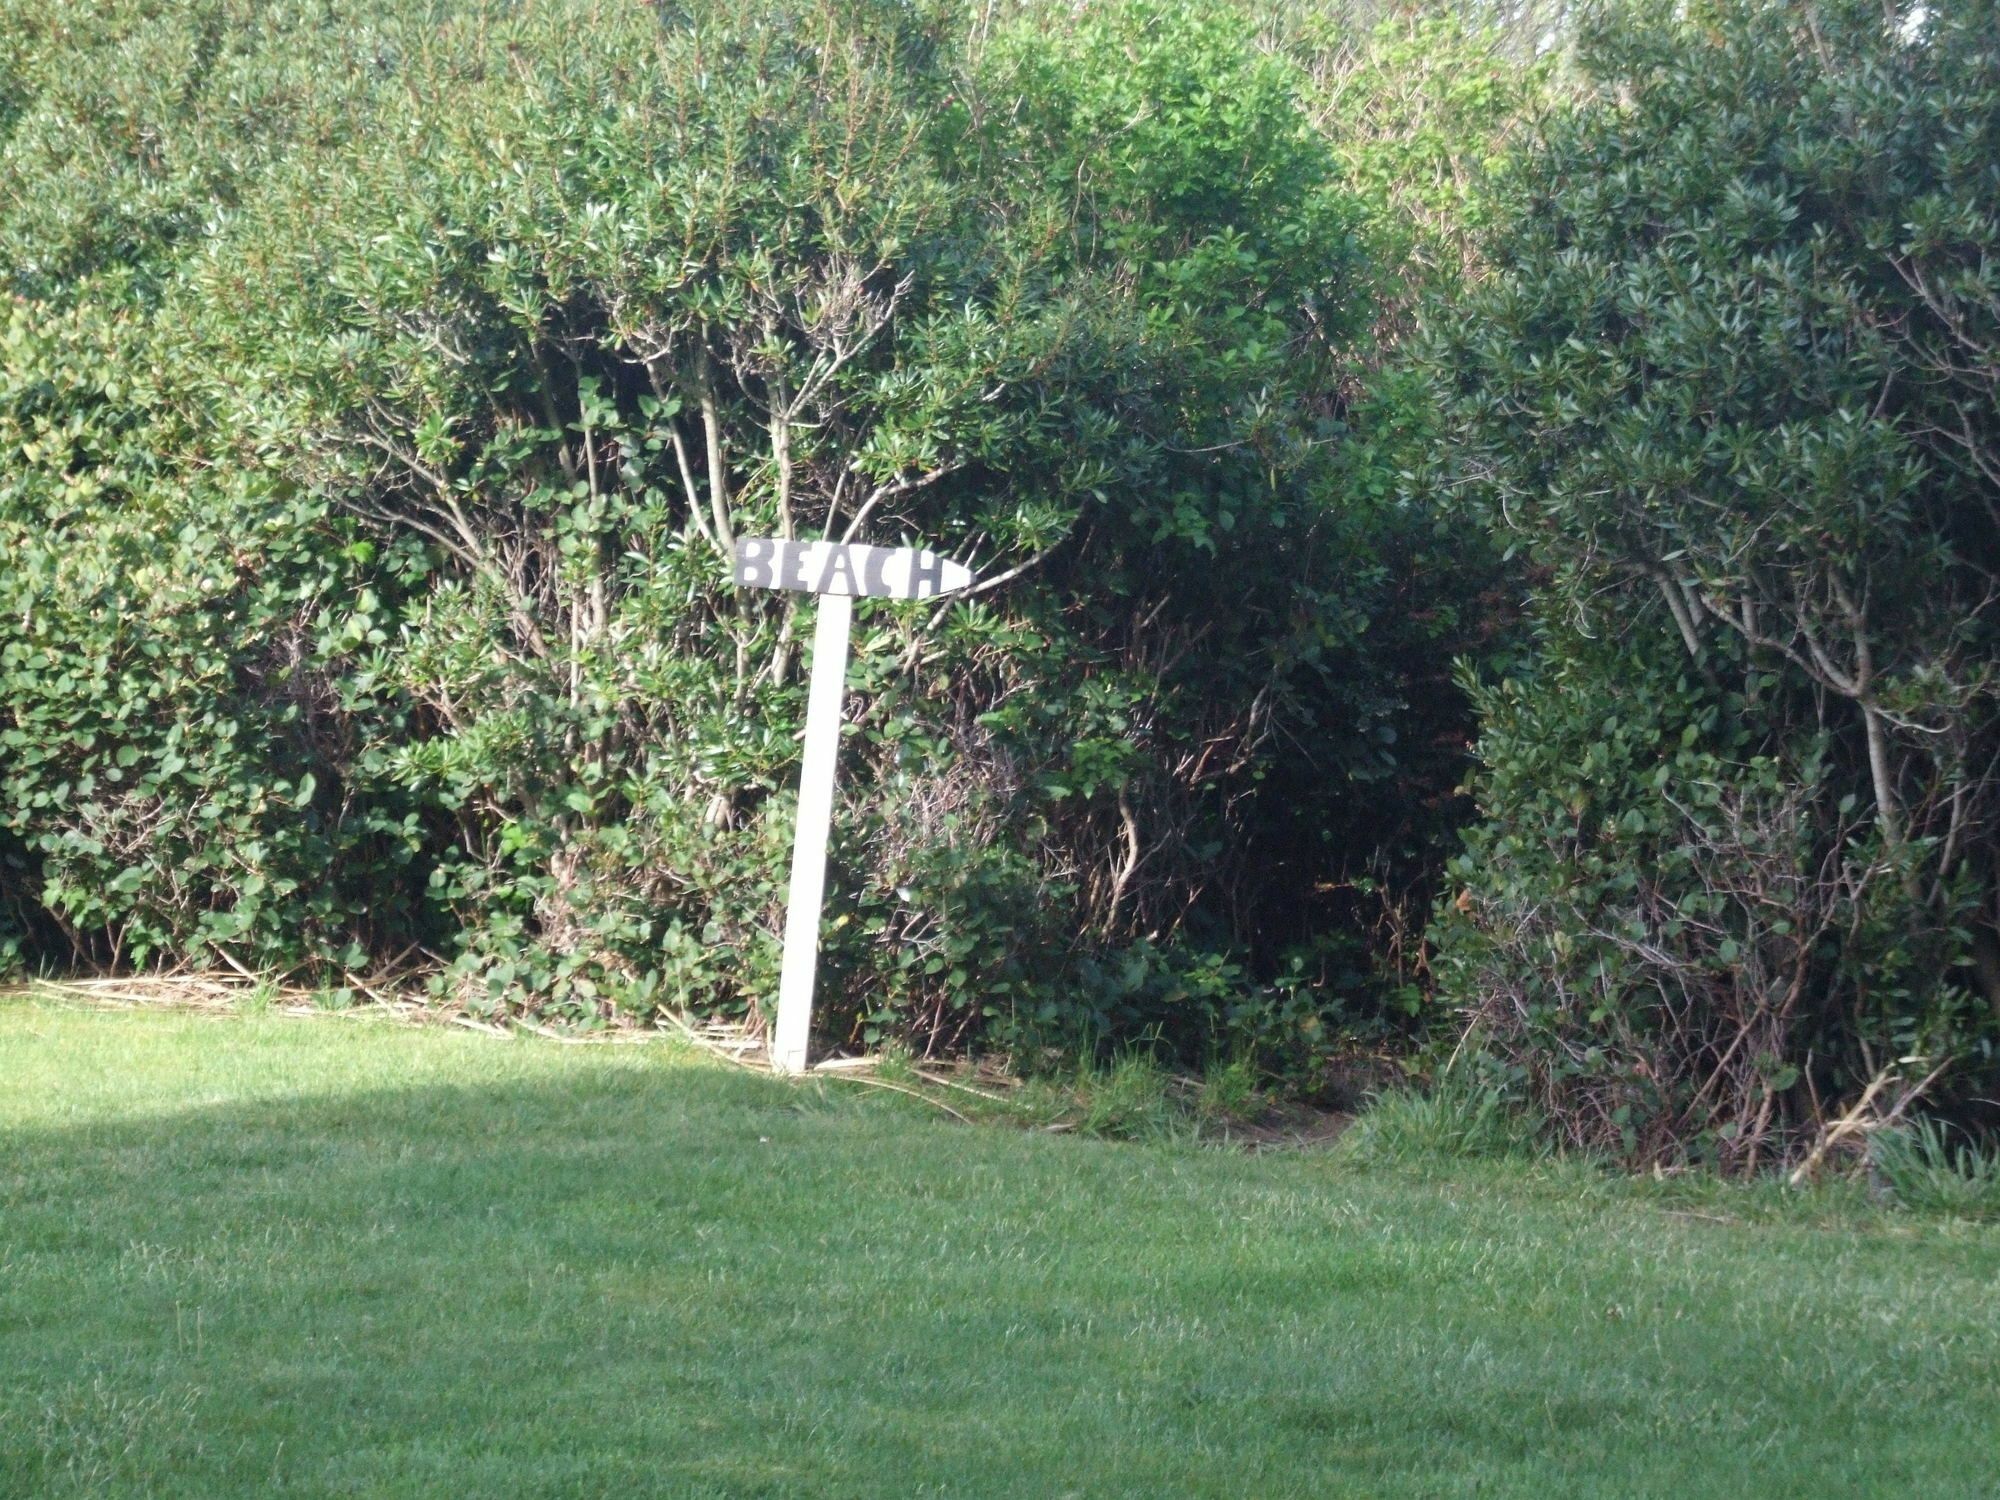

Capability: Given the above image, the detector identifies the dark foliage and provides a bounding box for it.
[1432,0,2000,1165]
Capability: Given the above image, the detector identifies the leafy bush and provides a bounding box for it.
[1433,639,1964,1168]
[0,298,428,976]
[1277,5,1557,301]
[0,0,1479,1063]
[1429,0,2000,1165]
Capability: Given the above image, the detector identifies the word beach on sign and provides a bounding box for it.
[734,538,974,601]
[731,535,978,1075]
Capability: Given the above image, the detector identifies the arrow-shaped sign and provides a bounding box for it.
[734,538,977,1073]
[733,538,974,600]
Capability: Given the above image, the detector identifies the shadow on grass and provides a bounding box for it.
[3,1038,1998,1499]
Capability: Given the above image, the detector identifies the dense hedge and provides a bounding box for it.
[1430,0,2000,1164]
[0,0,1491,1063]
[27,0,1990,1165]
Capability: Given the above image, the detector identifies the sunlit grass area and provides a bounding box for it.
[4,997,1997,1498]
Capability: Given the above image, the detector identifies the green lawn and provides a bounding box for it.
[2,999,1996,1498]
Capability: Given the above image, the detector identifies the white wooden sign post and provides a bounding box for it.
[733,538,976,1074]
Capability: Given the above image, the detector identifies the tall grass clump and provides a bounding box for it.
[1339,1072,1543,1169]
[1869,1120,2000,1221]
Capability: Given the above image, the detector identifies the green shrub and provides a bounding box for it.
[0,299,429,975]
[0,0,1476,1063]
[1429,0,2000,1166]
[1275,5,1558,300]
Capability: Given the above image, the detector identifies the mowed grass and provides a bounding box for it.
[2,1001,1997,1499]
